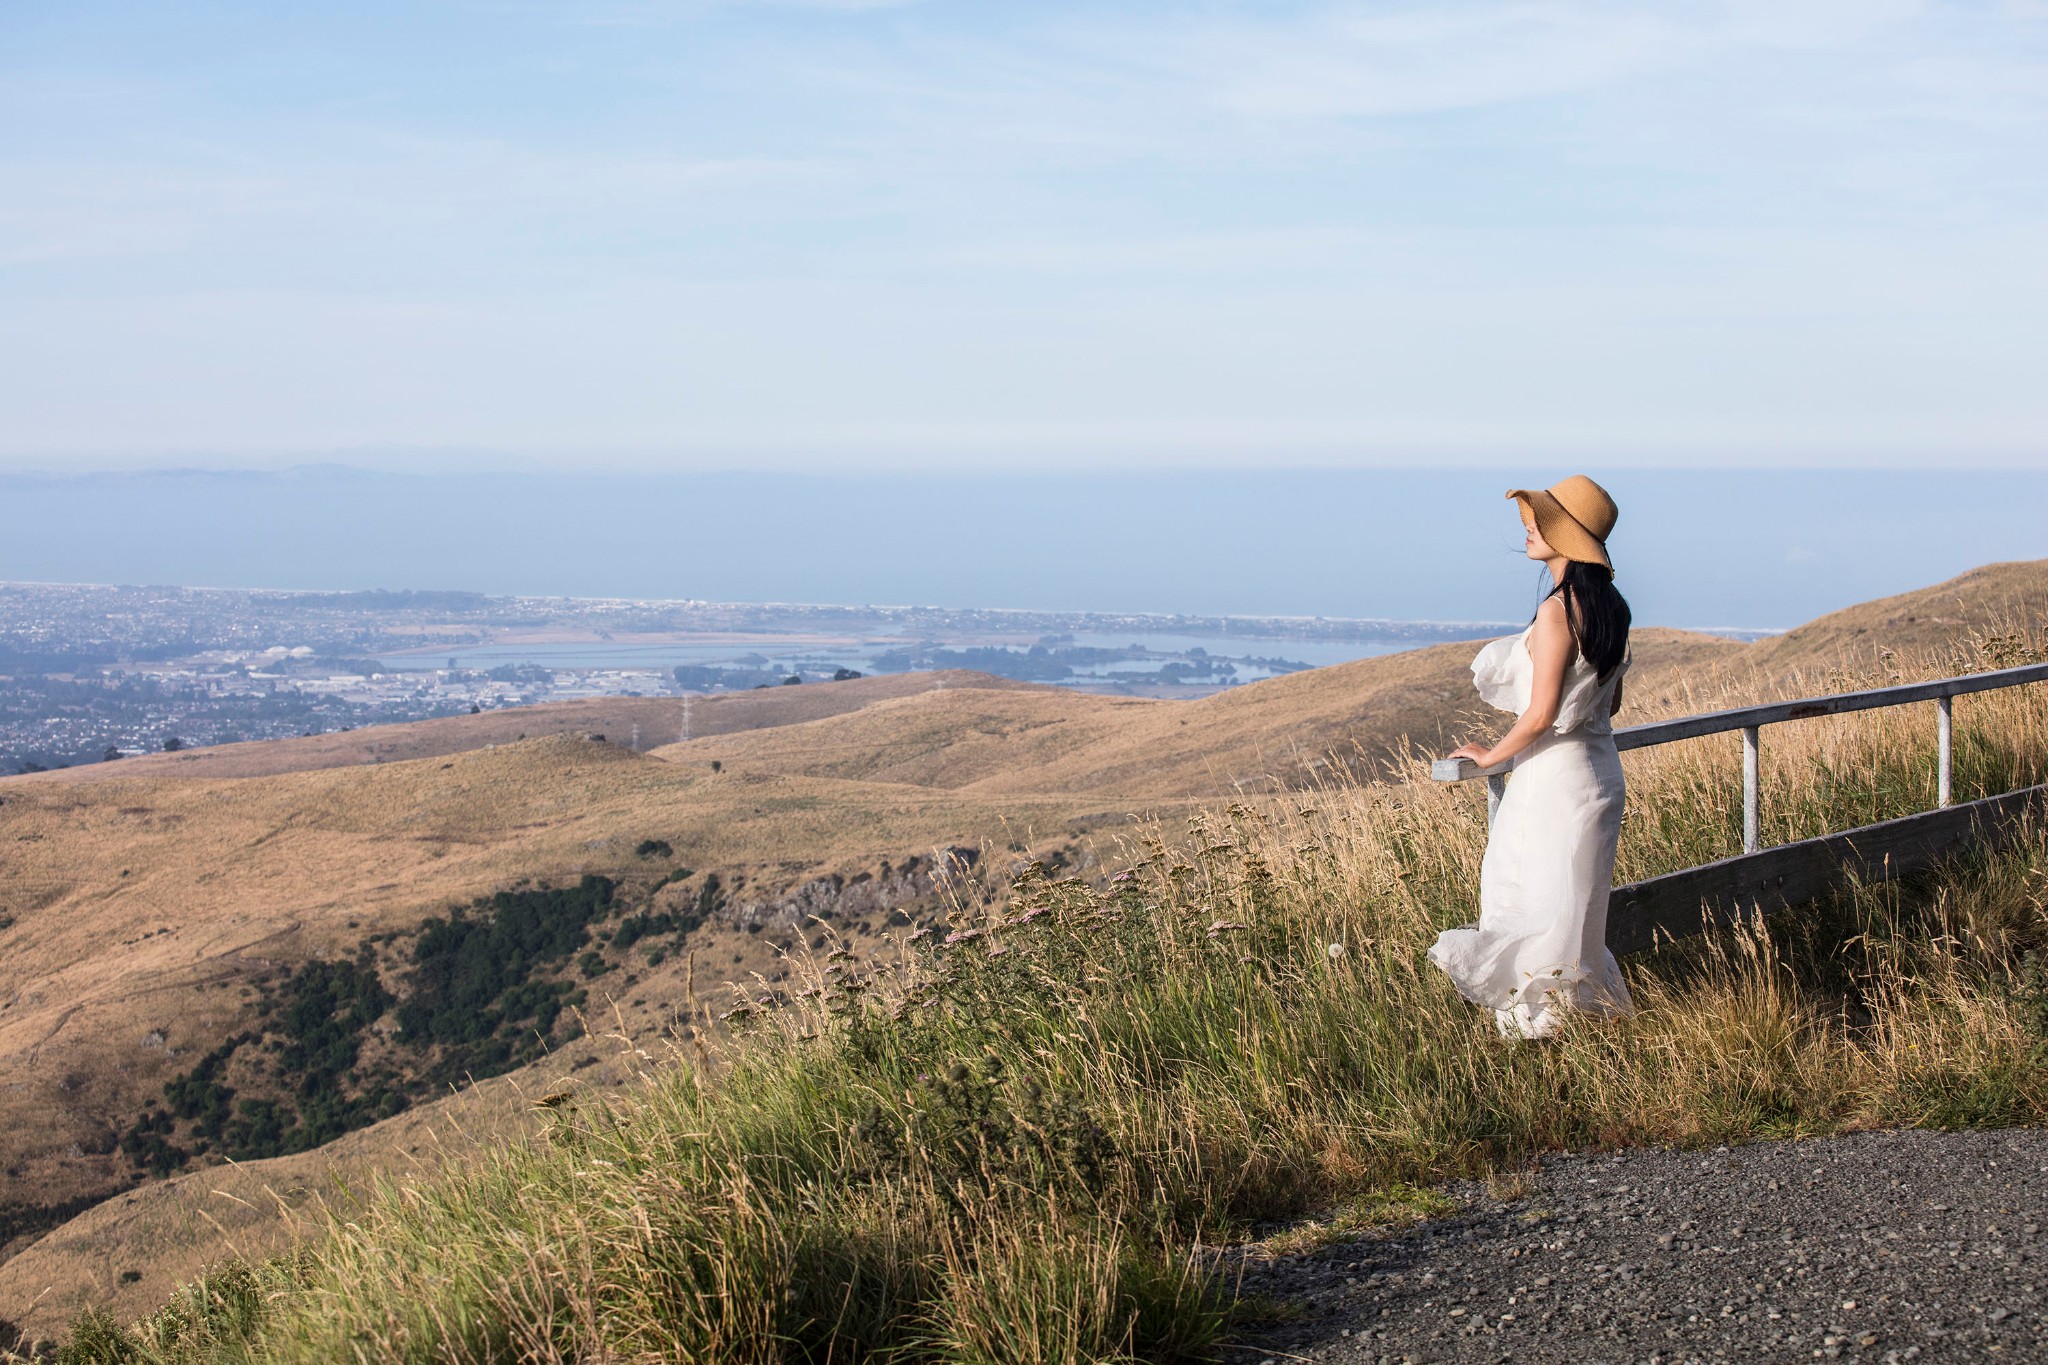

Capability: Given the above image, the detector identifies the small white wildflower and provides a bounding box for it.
[1327,942,1346,959]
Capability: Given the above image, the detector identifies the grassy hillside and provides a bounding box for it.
[3,558,2043,1349]
[661,626,1743,798]
[24,670,1037,785]
[1744,558,2048,674]
[0,1060,583,1342]
[0,733,1128,1290]
[38,605,2048,1364]
[0,617,1757,1294]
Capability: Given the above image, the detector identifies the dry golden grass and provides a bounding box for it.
[48,615,2048,1364]
[22,670,1039,786]
[0,1053,619,1339]
[1745,558,2048,674]
[0,734,1127,1288]
[5,557,2046,1352]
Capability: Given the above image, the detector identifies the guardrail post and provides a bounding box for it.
[1742,725,1761,855]
[1486,772,1506,826]
[1937,695,1953,808]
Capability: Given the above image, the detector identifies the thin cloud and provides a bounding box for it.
[1,0,2044,466]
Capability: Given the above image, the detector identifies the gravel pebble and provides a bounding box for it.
[1225,1127,2048,1364]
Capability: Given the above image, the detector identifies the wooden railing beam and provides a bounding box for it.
[1606,784,2047,955]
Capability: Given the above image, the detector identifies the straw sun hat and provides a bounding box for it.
[1507,474,1618,571]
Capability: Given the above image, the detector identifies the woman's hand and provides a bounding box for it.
[1447,742,1493,765]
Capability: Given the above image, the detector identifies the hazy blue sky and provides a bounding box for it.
[5,1,2046,470]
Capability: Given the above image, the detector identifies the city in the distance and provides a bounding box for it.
[5,580,1689,773]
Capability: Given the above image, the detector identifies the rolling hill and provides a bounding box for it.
[653,626,1748,798]
[1743,558,2048,674]
[23,669,1041,785]
[1,558,2042,1342]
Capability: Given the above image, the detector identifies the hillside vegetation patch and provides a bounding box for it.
[113,869,724,1177]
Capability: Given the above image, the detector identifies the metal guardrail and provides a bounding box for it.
[1431,658,2048,950]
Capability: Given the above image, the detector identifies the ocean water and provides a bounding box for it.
[1,466,2039,633]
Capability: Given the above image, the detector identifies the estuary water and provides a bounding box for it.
[378,629,1426,689]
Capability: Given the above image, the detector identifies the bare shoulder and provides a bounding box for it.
[1530,593,1579,664]
[1532,595,1572,641]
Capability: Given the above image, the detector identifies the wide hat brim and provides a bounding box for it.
[1507,488,1611,569]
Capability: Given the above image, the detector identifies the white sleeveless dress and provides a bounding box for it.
[1426,624,1634,1039]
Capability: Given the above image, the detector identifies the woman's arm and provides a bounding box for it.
[1447,596,1574,769]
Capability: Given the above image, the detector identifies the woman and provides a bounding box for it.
[1426,474,1634,1040]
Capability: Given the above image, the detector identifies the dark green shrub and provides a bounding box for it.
[126,882,606,1172]
[396,876,613,1046]
[273,958,390,1082]
[57,1307,144,1363]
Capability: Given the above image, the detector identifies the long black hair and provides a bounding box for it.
[1536,561,1630,680]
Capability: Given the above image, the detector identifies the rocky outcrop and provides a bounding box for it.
[719,847,982,935]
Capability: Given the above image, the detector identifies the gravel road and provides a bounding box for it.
[1228,1127,2048,1364]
